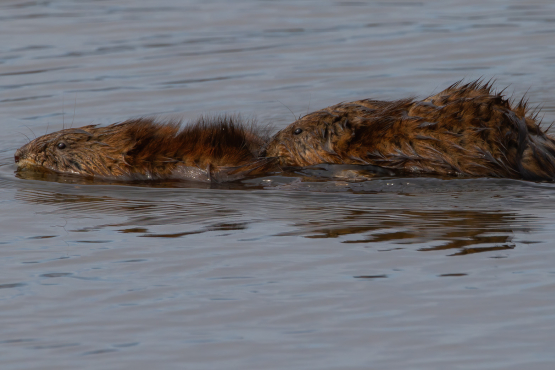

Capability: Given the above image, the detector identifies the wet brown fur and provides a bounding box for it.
[15,116,278,182]
[265,80,555,181]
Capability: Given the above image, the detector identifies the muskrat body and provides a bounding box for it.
[15,116,278,182]
[265,81,555,181]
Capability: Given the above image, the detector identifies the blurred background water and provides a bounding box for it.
[1,1,555,369]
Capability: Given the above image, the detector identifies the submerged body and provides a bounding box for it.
[15,116,278,182]
[265,81,555,181]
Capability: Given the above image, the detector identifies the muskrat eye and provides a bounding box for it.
[294,128,303,135]
[57,142,66,149]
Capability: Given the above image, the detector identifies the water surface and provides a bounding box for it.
[1,1,555,369]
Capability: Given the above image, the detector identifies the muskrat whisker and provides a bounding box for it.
[62,94,65,130]
[20,124,37,139]
[71,95,77,129]
[278,100,300,122]
[17,131,32,143]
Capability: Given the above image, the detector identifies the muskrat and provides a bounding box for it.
[14,116,279,182]
[265,80,555,181]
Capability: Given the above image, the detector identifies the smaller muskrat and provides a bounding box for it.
[265,80,555,181]
[15,116,278,182]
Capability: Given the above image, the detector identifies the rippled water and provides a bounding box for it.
[2,1,555,369]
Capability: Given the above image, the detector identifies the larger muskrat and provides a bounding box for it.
[14,116,279,182]
[265,80,555,181]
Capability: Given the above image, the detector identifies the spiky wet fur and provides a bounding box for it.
[265,80,555,181]
[15,116,278,182]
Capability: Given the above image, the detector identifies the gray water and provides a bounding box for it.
[1,1,555,369]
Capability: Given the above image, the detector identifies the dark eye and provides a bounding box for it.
[294,128,303,135]
[57,142,66,149]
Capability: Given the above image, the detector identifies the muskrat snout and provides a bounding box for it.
[14,148,24,163]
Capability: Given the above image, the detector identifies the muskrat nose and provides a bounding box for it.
[14,148,23,163]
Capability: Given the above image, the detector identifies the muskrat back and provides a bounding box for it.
[265,80,555,181]
[15,116,279,182]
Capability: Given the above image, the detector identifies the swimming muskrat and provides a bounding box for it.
[265,80,555,181]
[14,116,278,182]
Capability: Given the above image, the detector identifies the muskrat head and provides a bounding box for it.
[265,113,354,166]
[14,125,130,178]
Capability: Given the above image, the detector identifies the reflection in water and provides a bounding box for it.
[13,182,537,256]
[13,167,263,190]
[280,209,529,256]
[353,274,388,279]
[14,187,242,226]
[139,222,249,238]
